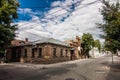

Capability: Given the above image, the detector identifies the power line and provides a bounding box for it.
[17,0,84,27]
[16,0,102,38]
[16,0,117,39]
[16,0,100,38]
[19,0,103,9]
[17,30,46,39]
[18,0,100,27]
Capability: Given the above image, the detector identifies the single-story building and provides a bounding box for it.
[89,47,102,58]
[6,38,78,63]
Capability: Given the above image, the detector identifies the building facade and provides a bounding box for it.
[89,47,101,58]
[6,37,84,63]
[66,36,84,59]
[6,38,72,63]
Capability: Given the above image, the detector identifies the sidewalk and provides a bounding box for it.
[106,56,120,80]
[0,58,89,69]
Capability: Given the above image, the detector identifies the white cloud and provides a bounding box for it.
[17,0,108,42]
[18,8,32,14]
[16,16,51,41]
[44,7,67,20]
[42,0,103,41]
[51,1,62,7]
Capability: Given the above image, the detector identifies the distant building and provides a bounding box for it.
[89,47,102,58]
[89,47,100,58]
[66,36,84,59]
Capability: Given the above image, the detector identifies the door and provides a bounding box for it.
[11,48,21,62]
[70,50,74,60]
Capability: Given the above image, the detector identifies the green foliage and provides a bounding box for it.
[0,0,19,56]
[0,0,19,25]
[98,0,120,53]
[94,39,101,52]
[81,33,94,58]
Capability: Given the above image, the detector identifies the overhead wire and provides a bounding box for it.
[18,0,115,27]
[17,29,46,39]
[17,0,100,31]
[17,0,98,27]
[17,0,79,27]
[16,0,102,39]
[16,0,113,39]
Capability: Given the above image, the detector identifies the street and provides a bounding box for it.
[0,55,119,80]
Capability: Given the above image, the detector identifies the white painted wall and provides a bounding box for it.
[89,47,102,58]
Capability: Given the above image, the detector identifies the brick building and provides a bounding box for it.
[6,38,72,63]
[66,36,84,59]
[6,36,83,63]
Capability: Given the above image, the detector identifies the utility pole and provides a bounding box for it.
[112,53,114,64]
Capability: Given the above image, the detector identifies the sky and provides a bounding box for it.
[16,0,108,42]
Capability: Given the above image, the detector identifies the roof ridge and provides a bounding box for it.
[31,38,69,46]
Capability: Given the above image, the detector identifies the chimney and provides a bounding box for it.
[25,38,28,43]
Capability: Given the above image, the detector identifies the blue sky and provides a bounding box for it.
[19,0,51,8]
[18,0,52,21]
[17,0,75,21]
[16,0,106,42]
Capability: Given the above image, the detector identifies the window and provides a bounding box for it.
[19,41,25,44]
[32,49,35,58]
[17,49,21,58]
[24,49,27,57]
[53,48,56,57]
[38,48,42,57]
[60,49,63,57]
[66,49,68,57]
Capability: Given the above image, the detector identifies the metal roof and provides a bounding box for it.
[33,38,69,47]
[9,38,70,47]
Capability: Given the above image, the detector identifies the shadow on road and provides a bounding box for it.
[101,58,120,80]
[106,62,120,80]
[25,63,78,80]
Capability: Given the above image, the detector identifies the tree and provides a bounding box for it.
[0,0,19,57]
[94,39,101,52]
[81,33,94,58]
[98,0,120,54]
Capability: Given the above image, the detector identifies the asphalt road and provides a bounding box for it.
[0,56,119,80]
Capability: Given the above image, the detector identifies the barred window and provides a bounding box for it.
[53,48,56,57]
[38,48,42,57]
[60,49,63,57]
[24,49,27,57]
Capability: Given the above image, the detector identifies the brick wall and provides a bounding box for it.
[19,43,71,63]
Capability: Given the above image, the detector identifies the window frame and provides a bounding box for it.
[53,48,57,57]
[24,49,27,58]
[38,48,42,58]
